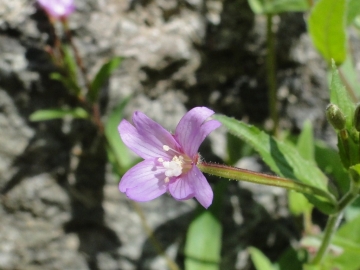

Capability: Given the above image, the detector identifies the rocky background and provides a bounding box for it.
[0,0,336,269]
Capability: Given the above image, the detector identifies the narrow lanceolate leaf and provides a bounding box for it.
[249,247,274,270]
[213,114,337,214]
[308,0,347,65]
[247,0,309,14]
[105,96,133,172]
[88,57,122,103]
[29,107,89,121]
[214,115,327,189]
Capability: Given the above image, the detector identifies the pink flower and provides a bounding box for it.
[118,107,221,208]
[37,0,75,19]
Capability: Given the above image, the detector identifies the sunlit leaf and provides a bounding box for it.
[330,61,355,129]
[89,57,122,103]
[308,0,347,65]
[29,107,89,121]
[184,182,226,270]
[297,120,314,162]
[288,191,312,216]
[249,247,274,270]
[105,95,134,173]
[213,114,336,214]
[314,140,349,195]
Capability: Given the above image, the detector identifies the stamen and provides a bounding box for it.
[163,145,170,151]
[162,145,182,155]
[164,177,170,183]
[158,158,164,162]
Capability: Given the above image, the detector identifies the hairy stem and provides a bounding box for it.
[197,162,337,206]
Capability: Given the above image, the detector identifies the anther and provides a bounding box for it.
[162,145,182,155]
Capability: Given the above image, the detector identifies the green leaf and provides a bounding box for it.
[347,0,360,25]
[249,247,274,270]
[226,132,253,165]
[297,120,315,162]
[105,96,133,173]
[89,57,122,103]
[324,215,360,270]
[50,72,82,95]
[288,191,312,216]
[62,45,79,86]
[213,114,336,214]
[278,247,303,270]
[339,56,360,98]
[184,182,226,270]
[330,61,355,129]
[344,197,360,221]
[308,0,347,65]
[214,115,328,190]
[247,0,309,14]
[29,107,89,121]
[314,140,349,195]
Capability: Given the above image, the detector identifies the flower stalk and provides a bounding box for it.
[197,162,337,206]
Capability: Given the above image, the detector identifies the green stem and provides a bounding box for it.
[311,178,360,264]
[197,162,337,205]
[266,14,278,136]
[311,213,341,265]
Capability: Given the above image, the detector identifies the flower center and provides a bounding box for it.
[158,145,194,183]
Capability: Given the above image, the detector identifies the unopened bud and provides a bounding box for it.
[326,104,346,131]
[354,103,360,132]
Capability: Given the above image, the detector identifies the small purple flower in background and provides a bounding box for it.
[118,107,221,208]
[37,0,75,19]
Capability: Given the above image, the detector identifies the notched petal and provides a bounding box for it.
[175,107,220,156]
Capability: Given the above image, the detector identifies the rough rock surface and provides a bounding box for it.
[0,0,335,269]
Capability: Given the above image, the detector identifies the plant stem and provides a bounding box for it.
[61,18,92,94]
[266,14,278,136]
[311,179,360,264]
[197,162,337,206]
[131,202,180,270]
[311,213,341,265]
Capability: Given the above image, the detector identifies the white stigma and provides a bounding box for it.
[159,145,193,183]
[162,157,183,177]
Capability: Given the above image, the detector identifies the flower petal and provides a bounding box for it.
[175,107,220,156]
[133,111,180,155]
[189,166,213,208]
[118,116,175,160]
[168,175,195,201]
[119,159,168,201]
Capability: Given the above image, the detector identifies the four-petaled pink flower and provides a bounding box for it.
[37,0,75,19]
[118,107,221,208]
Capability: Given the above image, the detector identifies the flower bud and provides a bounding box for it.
[354,103,360,132]
[37,0,75,19]
[326,104,346,131]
